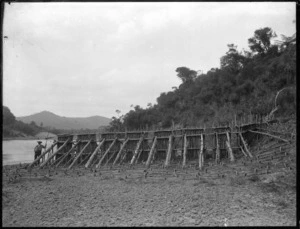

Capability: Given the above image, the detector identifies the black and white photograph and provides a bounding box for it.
[2,1,296,227]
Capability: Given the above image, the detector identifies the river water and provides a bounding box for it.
[2,139,57,166]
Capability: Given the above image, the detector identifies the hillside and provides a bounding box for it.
[17,111,111,130]
[3,106,45,139]
[107,27,296,131]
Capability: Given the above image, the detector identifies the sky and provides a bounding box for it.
[3,2,296,119]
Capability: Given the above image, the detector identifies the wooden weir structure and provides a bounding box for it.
[29,121,270,170]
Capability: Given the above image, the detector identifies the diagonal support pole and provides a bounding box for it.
[28,141,58,168]
[145,136,157,168]
[226,132,235,162]
[85,139,105,168]
[68,139,92,170]
[239,132,253,158]
[130,136,144,165]
[96,138,117,169]
[54,140,81,168]
[164,135,173,167]
[40,139,70,168]
[113,138,129,166]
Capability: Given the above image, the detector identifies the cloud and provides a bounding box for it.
[3,2,296,118]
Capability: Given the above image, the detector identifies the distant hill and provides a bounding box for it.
[17,111,111,130]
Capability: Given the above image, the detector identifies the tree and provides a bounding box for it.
[220,44,247,73]
[248,27,277,54]
[3,106,16,125]
[175,67,197,83]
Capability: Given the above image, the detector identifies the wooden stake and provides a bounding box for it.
[226,132,234,162]
[182,134,188,167]
[55,141,81,168]
[238,132,253,158]
[130,136,144,165]
[113,138,129,165]
[40,139,70,168]
[248,130,290,144]
[240,146,248,158]
[96,138,117,168]
[215,133,220,164]
[164,135,173,167]
[85,139,105,168]
[199,134,204,170]
[146,136,158,168]
[68,139,92,170]
[29,141,58,168]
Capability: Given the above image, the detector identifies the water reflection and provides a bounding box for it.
[2,139,56,165]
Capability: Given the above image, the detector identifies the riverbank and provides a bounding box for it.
[3,136,36,141]
[3,136,57,141]
[2,158,296,227]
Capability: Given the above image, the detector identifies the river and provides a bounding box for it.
[2,139,57,166]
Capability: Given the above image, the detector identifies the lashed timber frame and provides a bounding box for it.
[42,120,278,170]
[52,140,82,168]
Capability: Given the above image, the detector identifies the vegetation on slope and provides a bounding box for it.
[3,106,45,138]
[107,27,296,131]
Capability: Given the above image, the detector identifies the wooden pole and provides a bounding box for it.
[238,132,253,158]
[199,134,204,170]
[104,149,118,166]
[95,138,117,169]
[29,141,58,168]
[55,140,81,168]
[130,136,144,165]
[226,132,234,162]
[39,139,70,168]
[182,134,188,167]
[113,138,129,166]
[119,149,128,165]
[240,146,248,158]
[135,149,143,164]
[164,135,173,167]
[248,130,290,143]
[215,133,220,164]
[85,139,105,168]
[68,139,92,169]
[145,136,157,168]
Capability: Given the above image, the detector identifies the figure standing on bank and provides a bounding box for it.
[34,140,45,165]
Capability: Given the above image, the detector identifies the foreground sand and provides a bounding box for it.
[2,161,296,227]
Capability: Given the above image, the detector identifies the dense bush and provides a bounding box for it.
[107,27,296,130]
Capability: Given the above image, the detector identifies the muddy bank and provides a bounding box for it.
[2,164,296,227]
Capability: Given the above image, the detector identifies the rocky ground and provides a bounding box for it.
[2,148,296,227]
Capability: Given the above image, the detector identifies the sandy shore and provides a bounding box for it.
[2,160,296,227]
